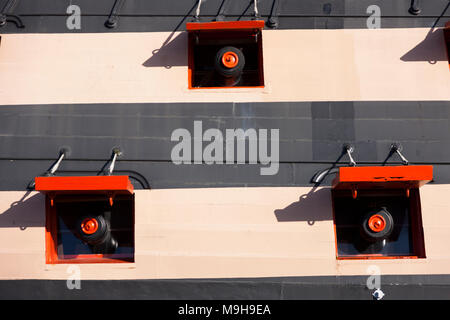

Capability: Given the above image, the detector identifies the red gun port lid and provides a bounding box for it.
[186,20,265,32]
[332,165,433,190]
[34,175,134,206]
[34,175,134,194]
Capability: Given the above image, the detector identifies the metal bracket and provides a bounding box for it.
[106,147,122,175]
[390,143,409,165]
[343,143,357,167]
[27,147,69,191]
[0,0,24,28]
[193,0,202,22]
[267,0,281,28]
[107,191,116,206]
[252,0,261,20]
[105,0,126,28]
[409,0,421,15]
[351,187,357,199]
[310,144,356,185]
[46,148,69,176]
[49,192,56,207]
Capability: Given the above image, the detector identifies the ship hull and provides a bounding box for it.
[2,275,450,300]
[1,0,450,300]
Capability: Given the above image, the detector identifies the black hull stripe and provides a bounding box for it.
[0,0,449,33]
[1,275,450,299]
[0,101,449,190]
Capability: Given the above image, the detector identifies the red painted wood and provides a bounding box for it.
[35,175,134,194]
[332,165,433,190]
[186,20,264,31]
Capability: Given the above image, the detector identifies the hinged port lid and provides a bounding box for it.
[35,175,134,194]
[332,165,433,190]
[186,20,265,32]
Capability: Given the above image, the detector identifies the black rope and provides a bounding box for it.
[105,0,126,28]
[267,0,281,28]
[0,0,24,28]
[215,0,231,21]
[409,0,421,15]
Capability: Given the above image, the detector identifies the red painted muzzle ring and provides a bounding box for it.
[221,51,239,68]
[368,214,386,233]
[80,217,99,235]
